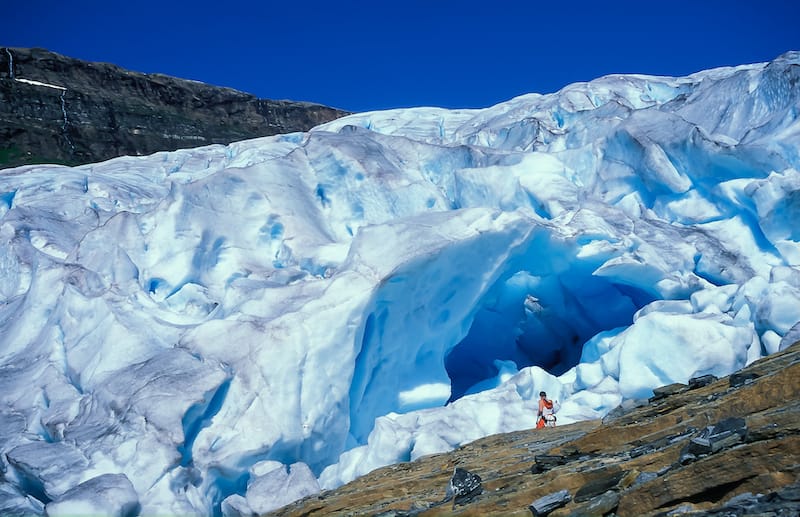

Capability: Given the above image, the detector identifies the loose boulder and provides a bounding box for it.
[445,467,482,505]
[649,382,687,402]
[529,489,571,516]
[688,374,717,389]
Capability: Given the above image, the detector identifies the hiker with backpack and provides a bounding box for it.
[536,391,557,429]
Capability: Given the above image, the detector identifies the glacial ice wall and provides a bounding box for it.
[1,52,799,515]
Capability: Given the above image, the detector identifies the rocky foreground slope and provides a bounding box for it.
[0,47,348,168]
[271,341,800,516]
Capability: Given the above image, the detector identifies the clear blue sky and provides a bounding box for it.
[6,1,799,112]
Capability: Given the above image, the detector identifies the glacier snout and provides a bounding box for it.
[1,53,800,514]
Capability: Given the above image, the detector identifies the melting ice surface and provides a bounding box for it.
[2,52,800,515]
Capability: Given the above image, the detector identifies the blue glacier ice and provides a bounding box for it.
[0,52,799,514]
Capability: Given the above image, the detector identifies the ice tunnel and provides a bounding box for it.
[346,220,659,446]
[445,264,656,401]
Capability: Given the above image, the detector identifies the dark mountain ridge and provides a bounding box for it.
[0,47,349,169]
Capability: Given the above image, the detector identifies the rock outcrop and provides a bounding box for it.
[0,47,348,169]
[269,341,800,516]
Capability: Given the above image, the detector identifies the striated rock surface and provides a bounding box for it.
[0,47,348,168]
[269,341,800,516]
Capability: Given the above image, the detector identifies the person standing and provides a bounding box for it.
[536,391,556,429]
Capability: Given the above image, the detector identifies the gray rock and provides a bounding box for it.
[628,444,653,458]
[632,471,659,488]
[446,467,482,504]
[683,418,747,461]
[729,371,759,388]
[778,484,800,502]
[650,382,688,402]
[566,490,620,517]
[709,431,743,453]
[574,470,627,502]
[531,454,568,473]
[709,417,747,437]
[375,510,421,517]
[704,483,800,515]
[679,452,698,465]
[723,491,758,507]
[686,437,712,456]
[688,374,718,389]
[529,489,571,516]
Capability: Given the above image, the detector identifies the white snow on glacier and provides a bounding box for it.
[1,52,800,515]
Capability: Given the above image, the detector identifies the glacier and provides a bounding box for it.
[1,51,799,515]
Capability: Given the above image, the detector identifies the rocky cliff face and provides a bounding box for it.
[0,47,348,168]
[271,342,800,516]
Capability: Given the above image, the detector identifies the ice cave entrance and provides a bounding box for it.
[348,241,659,447]
[445,267,656,401]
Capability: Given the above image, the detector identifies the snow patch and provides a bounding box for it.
[14,77,67,91]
